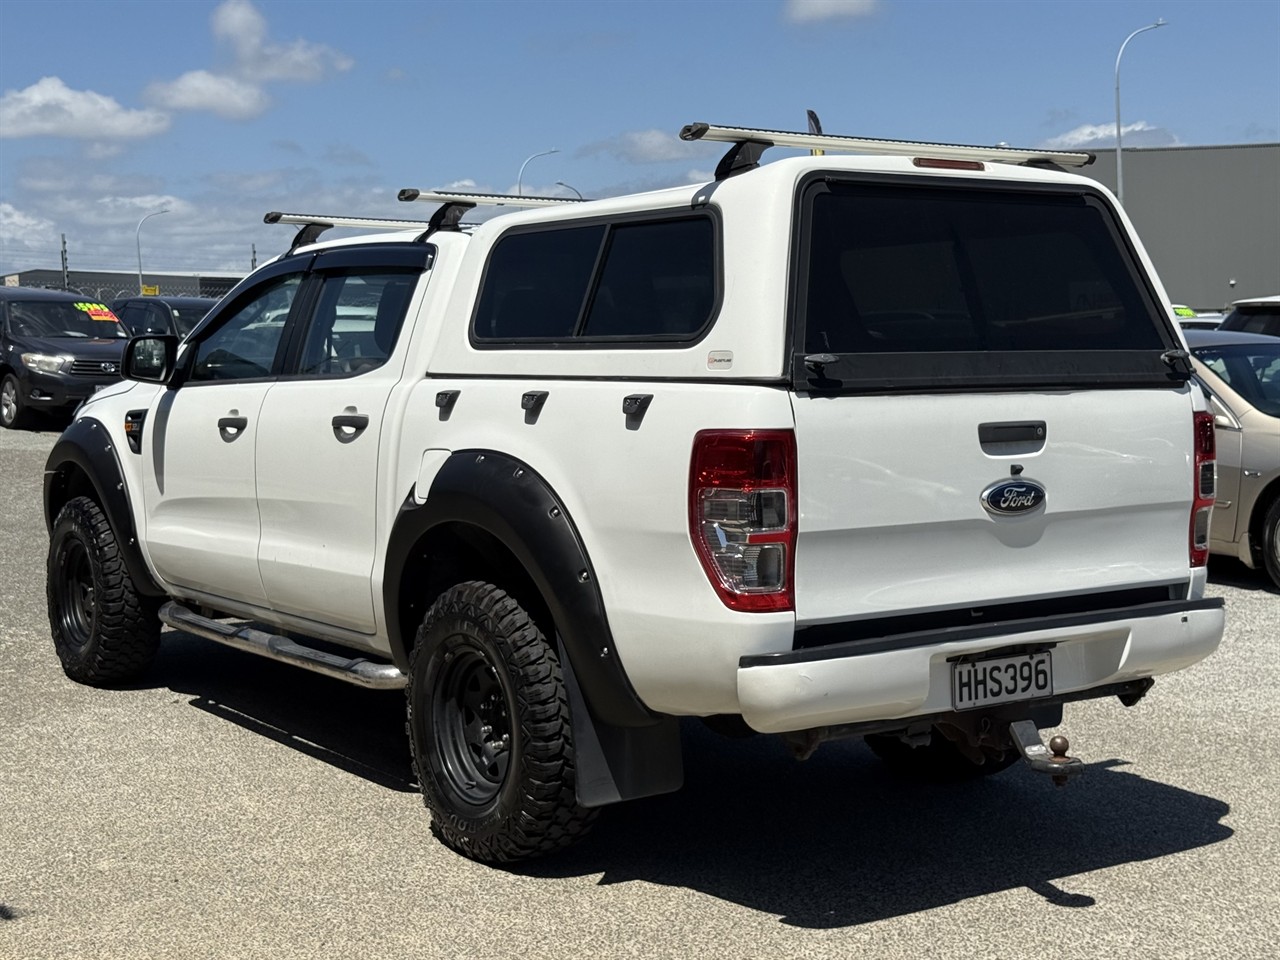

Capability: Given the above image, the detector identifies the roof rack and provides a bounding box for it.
[678,122,1095,181]
[397,189,585,236]
[264,211,435,252]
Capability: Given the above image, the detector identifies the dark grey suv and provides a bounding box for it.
[109,295,218,338]
[0,286,130,429]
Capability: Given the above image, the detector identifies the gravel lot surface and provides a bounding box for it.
[2,422,1277,959]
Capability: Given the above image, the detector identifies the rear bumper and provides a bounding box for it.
[737,599,1224,734]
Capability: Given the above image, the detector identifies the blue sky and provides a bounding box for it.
[1,0,1277,278]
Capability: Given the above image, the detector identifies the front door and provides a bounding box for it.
[141,270,304,607]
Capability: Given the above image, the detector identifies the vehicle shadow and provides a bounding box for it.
[150,628,416,792]
[1207,556,1279,595]
[147,630,1232,929]
[519,721,1233,928]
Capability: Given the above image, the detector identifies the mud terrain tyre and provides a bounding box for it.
[407,581,596,863]
[47,496,161,685]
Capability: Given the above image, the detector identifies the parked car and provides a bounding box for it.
[0,286,129,429]
[1219,295,1280,337]
[110,295,218,338]
[1185,328,1280,587]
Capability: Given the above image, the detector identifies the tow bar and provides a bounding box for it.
[1009,719,1083,786]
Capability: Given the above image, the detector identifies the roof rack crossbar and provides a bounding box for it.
[397,189,586,240]
[264,211,435,252]
[679,122,1095,180]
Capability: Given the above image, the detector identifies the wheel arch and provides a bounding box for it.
[43,417,165,597]
[384,449,654,729]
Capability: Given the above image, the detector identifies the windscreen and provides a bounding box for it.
[9,299,129,339]
[1194,342,1280,417]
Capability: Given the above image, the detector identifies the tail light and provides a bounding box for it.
[689,430,797,612]
[1190,411,1216,567]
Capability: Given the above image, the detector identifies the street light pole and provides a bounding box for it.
[555,181,583,200]
[136,208,169,294]
[1114,18,1167,206]
[517,148,559,196]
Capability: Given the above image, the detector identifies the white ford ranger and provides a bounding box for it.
[43,123,1225,863]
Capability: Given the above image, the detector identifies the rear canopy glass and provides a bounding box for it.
[794,179,1181,390]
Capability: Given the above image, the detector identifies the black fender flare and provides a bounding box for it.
[384,449,657,729]
[43,417,165,597]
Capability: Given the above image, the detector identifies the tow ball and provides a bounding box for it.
[1008,719,1083,786]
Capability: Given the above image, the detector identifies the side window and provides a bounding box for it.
[582,218,715,338]
[119,302,149,334]
[472,215,718,344]
[473,226,603,340]
[294,272,417,377]
[190,275,301,382]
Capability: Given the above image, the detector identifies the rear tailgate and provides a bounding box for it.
[791,388,1193,622]
[788,171,1196,624]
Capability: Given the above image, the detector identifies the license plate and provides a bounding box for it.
[952,651,1052,710]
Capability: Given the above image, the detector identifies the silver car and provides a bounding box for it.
[1185,329,1280,587]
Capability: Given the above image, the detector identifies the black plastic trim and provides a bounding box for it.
[43,416,165,597]
[382,450,656,728]
[741,597,1224,668]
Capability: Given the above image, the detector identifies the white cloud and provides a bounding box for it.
[146,0,351,121]
[1041,121,1179,150]
[146,70,269,121]
[0,77,169,140]
[785,0,879,24]
[0,202,55,245]
[579,129,711,164]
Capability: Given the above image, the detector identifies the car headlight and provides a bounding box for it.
[21,352,73,374]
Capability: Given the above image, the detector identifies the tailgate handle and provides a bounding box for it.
[978,421,1046,444]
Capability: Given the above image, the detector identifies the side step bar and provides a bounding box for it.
[159,602,407,690]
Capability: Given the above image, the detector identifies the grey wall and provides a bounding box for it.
[1081,144,1279,312]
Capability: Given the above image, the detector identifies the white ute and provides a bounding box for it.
[43,122,1225,863]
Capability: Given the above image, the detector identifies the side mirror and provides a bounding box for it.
[124,335,179,384]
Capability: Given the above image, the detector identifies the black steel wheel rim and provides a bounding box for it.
[431,642,512,808]
[56,538,94,648]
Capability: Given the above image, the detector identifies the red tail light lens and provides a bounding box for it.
[1190,411,1216,567]
[689,430,797,612]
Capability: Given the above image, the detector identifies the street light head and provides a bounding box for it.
[1155,18,1167,27]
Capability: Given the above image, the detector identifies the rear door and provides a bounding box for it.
[254,245,431,634]
[788,176,1196,623]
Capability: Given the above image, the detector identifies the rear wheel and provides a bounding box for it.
[407,581,596,863]
[47,496,161,685]
[1,374,30,429]
[865,727,1020,782]
[1261,496,1280,589]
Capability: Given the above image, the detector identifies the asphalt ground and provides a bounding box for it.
[1,420,1277,960]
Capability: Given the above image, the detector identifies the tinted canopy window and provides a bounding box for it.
[801,183,1165,356]
[473,216,716,343]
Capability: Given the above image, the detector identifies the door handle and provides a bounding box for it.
[332,413,369,444]
[217,416,248,443]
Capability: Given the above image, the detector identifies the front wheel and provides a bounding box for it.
[47,496,161,685]
[407,581,596,863]
[864,727,1020,782]
[1,373,30,429]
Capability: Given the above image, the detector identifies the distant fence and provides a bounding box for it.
[8,272,242,302]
